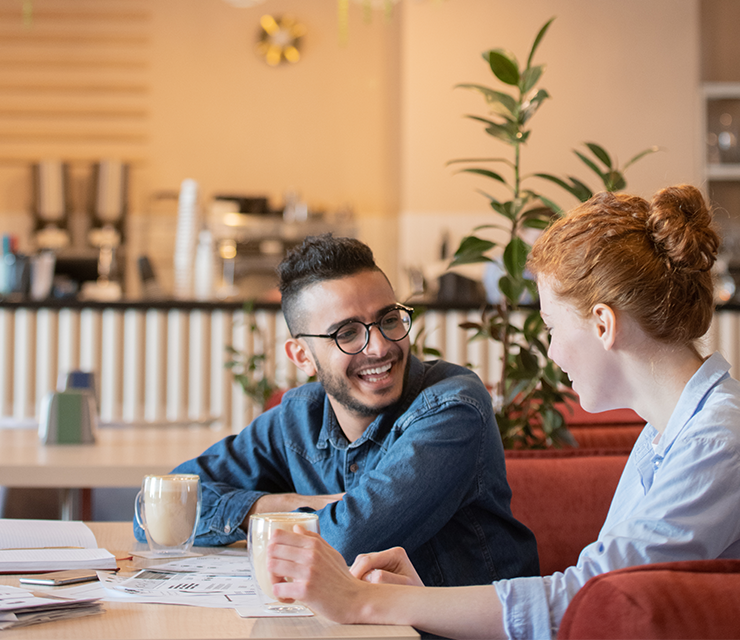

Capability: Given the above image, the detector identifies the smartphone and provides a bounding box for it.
[20,569,99,586]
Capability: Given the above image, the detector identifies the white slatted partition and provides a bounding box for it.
[2,302,740,430]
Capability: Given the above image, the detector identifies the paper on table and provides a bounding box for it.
[130,549,202,560]
[58,567,313,616]
[0,585,103,631]
[149,552,252,576]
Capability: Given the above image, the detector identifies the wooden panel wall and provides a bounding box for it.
[0,0,150,164]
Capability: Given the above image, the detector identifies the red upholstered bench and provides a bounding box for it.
[557,396,644,450]
[504,449,630,576]
[557,559,740,639]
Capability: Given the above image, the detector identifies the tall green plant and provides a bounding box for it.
[450,18,657,448]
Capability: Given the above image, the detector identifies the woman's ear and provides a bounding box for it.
[592,303,617,351]
[285,339,317,377]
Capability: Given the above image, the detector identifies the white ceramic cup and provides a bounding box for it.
[135,474,201,555]
[248,512,320,600]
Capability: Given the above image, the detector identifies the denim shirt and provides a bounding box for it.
[134,355,539,587]
[495,352,740,639]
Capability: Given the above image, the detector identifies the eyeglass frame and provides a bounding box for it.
[294,304,414,355]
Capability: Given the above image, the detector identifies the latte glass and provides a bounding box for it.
[134,474,201,555]
[248,512,320,601]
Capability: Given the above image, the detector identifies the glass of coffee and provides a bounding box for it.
[248,512,320,606]
[134,474,201,555]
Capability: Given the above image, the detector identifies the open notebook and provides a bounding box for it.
[0,519,117,573]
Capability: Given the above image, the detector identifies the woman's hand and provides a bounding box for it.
[350,547,424,587]
[266,525,368,624]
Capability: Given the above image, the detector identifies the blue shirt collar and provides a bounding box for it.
[655,351,731,456]
[315,355,425,450]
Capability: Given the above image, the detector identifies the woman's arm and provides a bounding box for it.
[267,528,507,640]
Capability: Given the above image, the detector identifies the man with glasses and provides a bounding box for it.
[137,234,539,587]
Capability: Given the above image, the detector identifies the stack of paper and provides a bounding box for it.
[0,519,117,573]
[0,585,103,630]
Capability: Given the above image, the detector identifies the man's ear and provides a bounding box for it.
[285,338,317,377]
[592,303,617,351]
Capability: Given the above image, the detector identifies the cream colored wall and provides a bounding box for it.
[0,0,703,299]
[396,0,701,297]
[0,0,402,290]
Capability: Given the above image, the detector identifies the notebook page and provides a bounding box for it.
[0,520,98,550]
[0,548,116,572]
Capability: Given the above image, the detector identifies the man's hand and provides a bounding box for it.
[350,547,424,587]
[242,492,345,529]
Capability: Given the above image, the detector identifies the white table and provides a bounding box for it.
[0,522,419,640]
[0,426,233,518]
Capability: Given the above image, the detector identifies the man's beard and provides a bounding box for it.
[314,349,411,418]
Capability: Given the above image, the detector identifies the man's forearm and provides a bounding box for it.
[241,492,344,529]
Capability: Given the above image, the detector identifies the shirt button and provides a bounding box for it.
[349,463,359,473]
[224,524,231,534]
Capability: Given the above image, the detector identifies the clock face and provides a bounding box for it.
[256,15,306,66]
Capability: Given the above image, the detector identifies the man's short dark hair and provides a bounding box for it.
[278,234,382,335]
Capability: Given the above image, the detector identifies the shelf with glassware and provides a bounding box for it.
[703,83,740,302]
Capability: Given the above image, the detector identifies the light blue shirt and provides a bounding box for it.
[495,352,740,639]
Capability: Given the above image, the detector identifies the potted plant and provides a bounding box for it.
[449,17,657,448]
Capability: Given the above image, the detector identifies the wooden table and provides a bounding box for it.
[0,426,233,518]
[0,522,419,640]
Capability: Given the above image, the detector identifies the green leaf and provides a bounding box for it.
[518,348,540,376]
[584,142,612,169]
[534,173,575,193]
[520,64,544,94]
[451,235,496,266]
[622,145,661,171]
[574,149,606,181]
[567,176,593,202]
[456,84,518,119]
[498,274,525,305]
[542,360,562,387]
[457,167,507,185]
[472,222,508,234]
[490,200,516,220]
[465,115,520,144]
[446,157,516,169]
[521,206,555,224]
[526,17,555,68]
[465,114,499,128]
[529,192,563,216]
[503,236,528,280]
[486,121,521,144]
[519,89,550,124]
[486,49,520,86]
[605,170,626,192]
[535,173,593,202]
[523,310,544,337]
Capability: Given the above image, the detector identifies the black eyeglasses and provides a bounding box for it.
[295,305,413,355]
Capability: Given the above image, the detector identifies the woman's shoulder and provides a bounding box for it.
[684,373,740,446]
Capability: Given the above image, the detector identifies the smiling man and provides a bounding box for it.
[134,235,539,587]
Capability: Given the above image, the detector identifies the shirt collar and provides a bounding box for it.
[653,351,731,456]
[315,355,425,450]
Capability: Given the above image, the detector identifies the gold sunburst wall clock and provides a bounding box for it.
[256,15,306,66]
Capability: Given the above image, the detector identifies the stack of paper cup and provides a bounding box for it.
[173,179,199,299]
